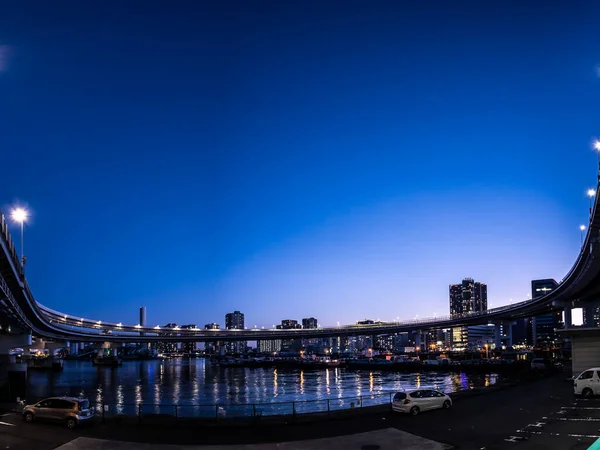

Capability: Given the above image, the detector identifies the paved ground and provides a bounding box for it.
[54,429,451,450]
[0,372,589,450]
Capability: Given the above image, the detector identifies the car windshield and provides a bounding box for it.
[77,400,89,410]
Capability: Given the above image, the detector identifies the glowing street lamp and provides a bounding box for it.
[594,140,600,173]
[11,207,27,266]
[588,189,596,215]
[581,224,586,245]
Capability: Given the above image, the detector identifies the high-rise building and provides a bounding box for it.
[449,278,487,317]
[156,323,179,354]
[225,311,246,354]
[225,311,244,330]
[302,318,318,329]
[204,323,220,354]
[180,324,197,354]
[531,279,561,348]
[276,319,301,352]
[449,278,488,350]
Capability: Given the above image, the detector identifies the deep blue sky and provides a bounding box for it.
[1,1,599,328]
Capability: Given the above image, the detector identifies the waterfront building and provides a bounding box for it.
[531,279,561,348]
[180,324,197,354]
[204,322,220,354]
[466,324,495,350]
[301,317,319,350]
[156,323,179,354]
[449,278,487,349]
[225,311,246,354]
[276,319,302,352]
[258,339,282,353]
[302,317,318,329]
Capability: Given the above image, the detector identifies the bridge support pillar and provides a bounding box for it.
[494,323,502,349]
[503,322,513,348]
[414,331,422,352]
[0,334,30,402]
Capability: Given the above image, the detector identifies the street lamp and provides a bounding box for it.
[588,189,596,215]
[580,224,586,245]
[11,207,27,266]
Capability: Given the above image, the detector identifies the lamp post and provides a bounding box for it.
[11,207,27,267]
[580,225,586,245]
[588,189,596,216]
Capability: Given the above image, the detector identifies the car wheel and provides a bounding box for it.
[66,418,77,429]
[410,406,420,416]
[583,388,594,398]
[443,400,451,409]
[24,412,34,423]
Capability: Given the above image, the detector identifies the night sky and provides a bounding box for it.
[1,1,599,328]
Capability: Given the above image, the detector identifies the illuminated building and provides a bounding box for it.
[204,323,220,354]
[449,278,487,350]
[225,311,246,354]
[531,279,561,348]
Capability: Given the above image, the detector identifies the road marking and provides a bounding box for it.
[551,417,600,422]
[561,406,600,410]
[0,421,15,427]
[505,436,526,443]
[517,429,600,438]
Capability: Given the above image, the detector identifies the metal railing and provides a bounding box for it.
[91,392,395,423]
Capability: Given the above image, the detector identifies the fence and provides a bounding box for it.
[90,392,396,423]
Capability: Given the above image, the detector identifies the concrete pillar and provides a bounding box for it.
[414,331,422,352]
[0,334,30,402]
[494,323,502,349]
[69,342,78,356]
[504,322,513,348]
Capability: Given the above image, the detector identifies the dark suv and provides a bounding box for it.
[22,397,94,428]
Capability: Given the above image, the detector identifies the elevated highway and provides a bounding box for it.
[2,179,600,344]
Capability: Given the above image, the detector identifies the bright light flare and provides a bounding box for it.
[11,208,27,223]
[594,140,600,151]
[588,189,596,198]
[581,225,586,231]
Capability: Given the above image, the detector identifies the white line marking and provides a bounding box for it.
[518,430,600,438]
[561,406,600,410]
[551,417,600,422]
[0,421,15,427]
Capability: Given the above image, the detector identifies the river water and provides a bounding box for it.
[27,359,499,417]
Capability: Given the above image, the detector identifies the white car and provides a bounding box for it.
[574,368,600,397]
[392,389,452,415]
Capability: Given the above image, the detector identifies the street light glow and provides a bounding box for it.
[11,207,27,223]
[581,225,586,231]
[594,140,600,151]
[588,189,596,198]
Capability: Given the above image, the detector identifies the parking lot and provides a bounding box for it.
[497,395,600,449]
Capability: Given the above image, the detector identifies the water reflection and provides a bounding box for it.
[27,360,501,409]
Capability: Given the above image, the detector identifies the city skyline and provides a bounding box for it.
[1,2,600,328]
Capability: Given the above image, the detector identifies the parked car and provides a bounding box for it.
[530,358,547,370]
[22,397,94,428]
[392,389,452,415]
[574,368,600,397]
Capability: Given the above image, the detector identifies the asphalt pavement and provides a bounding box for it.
[0,371,586,450]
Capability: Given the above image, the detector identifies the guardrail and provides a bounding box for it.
[92,392,395,422]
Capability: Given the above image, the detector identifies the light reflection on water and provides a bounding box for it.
[27,359,499,411]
